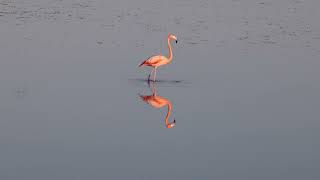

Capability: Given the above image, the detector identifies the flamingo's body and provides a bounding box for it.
[139,83,176,128]
[139,34,178,82]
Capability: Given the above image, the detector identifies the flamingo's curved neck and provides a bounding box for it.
[165,103,172,126]
[167,38,173,61]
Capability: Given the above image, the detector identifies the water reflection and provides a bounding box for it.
[139,81,176,129]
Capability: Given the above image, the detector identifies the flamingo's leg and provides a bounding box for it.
[151,81,156,95]
[153,67,157,82]
[148,68,154,82]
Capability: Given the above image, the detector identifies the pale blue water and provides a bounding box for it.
[1,0,320,179]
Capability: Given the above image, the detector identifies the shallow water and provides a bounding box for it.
[1,0,320,179]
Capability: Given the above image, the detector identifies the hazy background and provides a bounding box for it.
[1,0,320,179]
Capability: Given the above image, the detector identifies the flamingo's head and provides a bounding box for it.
[166,119,176,129]
[169,34,178,43]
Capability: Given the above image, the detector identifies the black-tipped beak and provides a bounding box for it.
[176,40,178,44]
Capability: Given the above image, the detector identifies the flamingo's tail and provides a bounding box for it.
[138,94,150,102]
[139,61,146,67]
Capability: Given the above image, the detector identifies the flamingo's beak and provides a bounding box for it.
[176,40,178,44]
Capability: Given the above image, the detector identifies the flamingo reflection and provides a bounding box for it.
[139,82,176,129]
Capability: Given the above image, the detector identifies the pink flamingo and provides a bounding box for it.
[139,34,178,82]
[139,82,176,128]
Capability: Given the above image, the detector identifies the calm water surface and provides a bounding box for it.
[1,0,320,179]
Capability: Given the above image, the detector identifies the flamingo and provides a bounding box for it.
[139,82,176,128]
[139,34,178,82]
